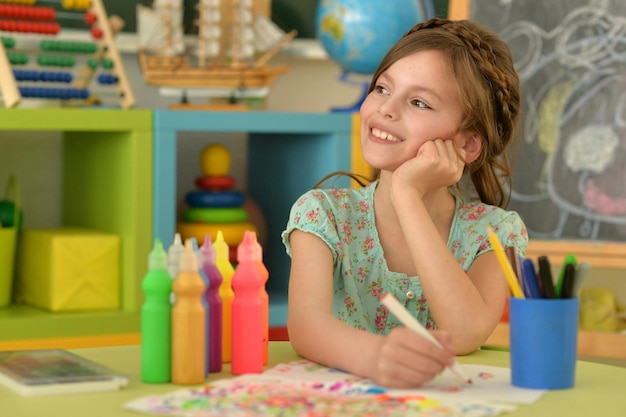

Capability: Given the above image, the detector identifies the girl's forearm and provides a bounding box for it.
[287,305,384,378]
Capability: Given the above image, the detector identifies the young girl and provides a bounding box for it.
[282,18,528,388]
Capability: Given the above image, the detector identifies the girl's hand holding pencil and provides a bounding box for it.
[381,293,473,385]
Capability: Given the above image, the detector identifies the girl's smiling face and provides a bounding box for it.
[359,49,466,172]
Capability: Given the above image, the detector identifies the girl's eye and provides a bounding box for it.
[374,85,389,95]
[412,100,430,109]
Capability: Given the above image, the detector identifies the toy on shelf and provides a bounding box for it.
[0,0,134,108]
[136,0,296,104]
[177,143,257,262]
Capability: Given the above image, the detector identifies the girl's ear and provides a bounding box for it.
[462,132,483,164]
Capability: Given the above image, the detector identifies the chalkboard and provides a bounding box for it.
[470,0,626,243]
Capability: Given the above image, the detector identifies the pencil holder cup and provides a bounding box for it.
[0,176,20,308]
[509,297,578,389]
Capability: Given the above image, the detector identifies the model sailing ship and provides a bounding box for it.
[136,0,297,90]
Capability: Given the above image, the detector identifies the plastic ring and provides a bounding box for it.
[185,190,245,208]
[194,175,236,190]
[177,222,257,247]
[183,207,248,224]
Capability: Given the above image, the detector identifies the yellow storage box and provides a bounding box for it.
[15,228,120,312]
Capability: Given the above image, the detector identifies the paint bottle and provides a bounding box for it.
[250,231,269,365]
[214,230,234,363]
[200,235,223,373]
[167,232,184,304]
[171,239,206,385]
[141,238,172,383]
[190,237,210,376]
[231,230,264,375]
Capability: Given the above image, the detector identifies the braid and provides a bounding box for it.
[444,21,520,148]
[413,18,521,150]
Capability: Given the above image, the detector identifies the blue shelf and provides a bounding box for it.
[152,110,353,326]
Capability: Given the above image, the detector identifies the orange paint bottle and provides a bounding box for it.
[171,239,206,385]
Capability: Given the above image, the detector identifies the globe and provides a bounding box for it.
[315,0,433,111]
[316,0,432,75]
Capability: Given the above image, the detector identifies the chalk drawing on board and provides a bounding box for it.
[472,0,626,241]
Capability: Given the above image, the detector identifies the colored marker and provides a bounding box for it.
[572,261,591,297]
[505,247,522,283]
[537,256,556,299]
[381,293,472,385]
[486,227,525,298]
[520,258,542,299]
[560,263,576,299]
[555,254,577,298]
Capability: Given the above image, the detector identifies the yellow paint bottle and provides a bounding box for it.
[215,230,235,363]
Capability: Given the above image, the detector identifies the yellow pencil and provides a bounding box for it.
[486,226,525,299]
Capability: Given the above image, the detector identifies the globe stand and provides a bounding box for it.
[330,71,371,113]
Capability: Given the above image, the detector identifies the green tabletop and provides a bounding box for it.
[2,342,625,416]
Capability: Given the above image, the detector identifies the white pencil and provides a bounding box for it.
[381,293,472,384]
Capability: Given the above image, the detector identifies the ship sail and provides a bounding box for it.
[136,0,297,91]
[137,1,184,57]
[253,13,289,53]
[197,0,222,66]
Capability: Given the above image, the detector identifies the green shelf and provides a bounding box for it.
[0,108,152,343]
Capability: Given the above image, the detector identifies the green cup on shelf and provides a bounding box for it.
[0,175,20,308]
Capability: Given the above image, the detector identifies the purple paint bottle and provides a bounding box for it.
[200,235,223,373]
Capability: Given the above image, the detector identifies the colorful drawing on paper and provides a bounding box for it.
[124,360,544,417]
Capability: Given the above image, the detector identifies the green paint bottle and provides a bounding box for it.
[141,238,172,383]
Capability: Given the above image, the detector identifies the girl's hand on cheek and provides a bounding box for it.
[393,139,466,197]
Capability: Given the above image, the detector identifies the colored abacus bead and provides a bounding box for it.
[90,26,102,39]
[7,52,28,65]
[37,54,75,67]
[84,10,97,25]
[97,73,117,84]
[62,0,92,10]
[102,58,114,69]
[2,37,15,48]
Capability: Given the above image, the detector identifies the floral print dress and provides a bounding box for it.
[281,180,528,334]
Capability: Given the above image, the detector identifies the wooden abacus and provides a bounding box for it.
[0,0,135,108]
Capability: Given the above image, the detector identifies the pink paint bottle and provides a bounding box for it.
[200,235,223,373]
[231,230,264,375]
[249,231,269,365]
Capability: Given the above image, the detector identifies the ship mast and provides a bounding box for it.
[197,0,206,66]
[231,0,242,68]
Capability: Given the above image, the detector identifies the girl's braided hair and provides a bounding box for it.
[369,18,522,207]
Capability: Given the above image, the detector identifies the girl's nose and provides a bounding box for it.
[377,98,398,119]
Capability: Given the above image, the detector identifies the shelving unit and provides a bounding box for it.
[0,108,152,345]
[152,110,353,326]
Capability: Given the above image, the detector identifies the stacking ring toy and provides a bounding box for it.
[185,190,245,208]
[194,175,236,190]
[177,222,257,247]
[183,207,248,224]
